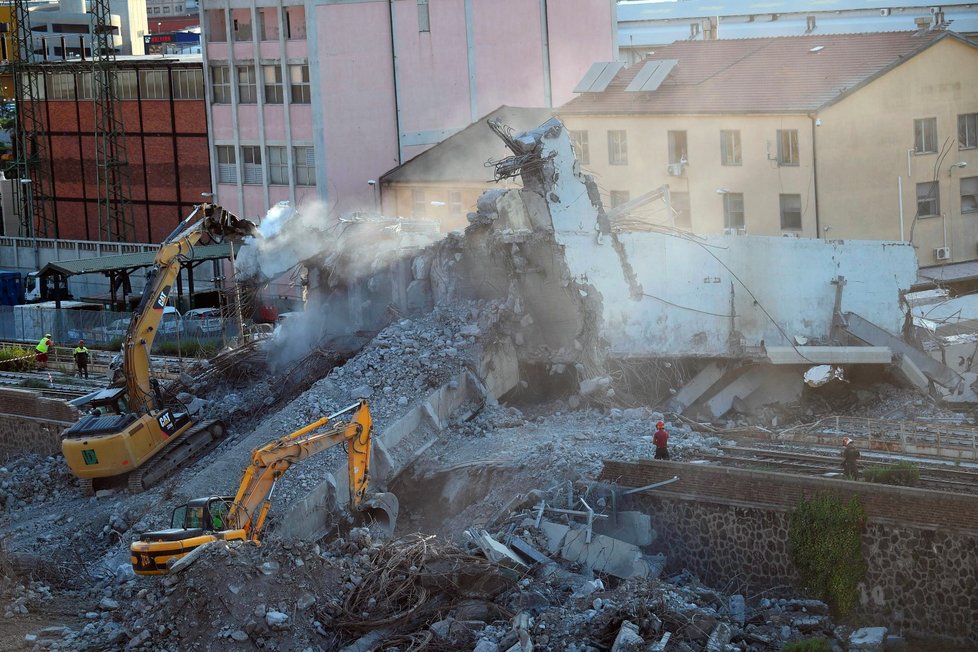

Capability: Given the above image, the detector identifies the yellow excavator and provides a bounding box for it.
[130,400,398,575]
[61,203,260,495]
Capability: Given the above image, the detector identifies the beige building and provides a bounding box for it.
[558,31,978,267]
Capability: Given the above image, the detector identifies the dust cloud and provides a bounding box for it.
[235,200,443,370]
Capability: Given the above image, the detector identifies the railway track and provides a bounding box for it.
[703,443,978,495]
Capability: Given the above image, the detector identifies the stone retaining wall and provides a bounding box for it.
[0,388,76,459]
[601,460,978,645]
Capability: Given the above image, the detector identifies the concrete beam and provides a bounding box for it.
[765,346,892,365]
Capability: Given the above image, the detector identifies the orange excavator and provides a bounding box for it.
[130,400,398,575]
[61,203,259,495]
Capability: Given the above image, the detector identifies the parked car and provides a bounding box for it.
[184,307,224,337]
[157,306,185,338]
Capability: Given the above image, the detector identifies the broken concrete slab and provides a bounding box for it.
[611,620,644,652]
[471,530,527,567]
[670,362,726,412]
[849,626,888,651]
[593,510,654,547]
[538,520,570,554]
[766,346,892,365]
[560,528,649,580]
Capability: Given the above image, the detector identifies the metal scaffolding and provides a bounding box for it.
[89,0,135,242]
[9,0,56,239]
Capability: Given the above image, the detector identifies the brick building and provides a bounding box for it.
[29,56,210,242]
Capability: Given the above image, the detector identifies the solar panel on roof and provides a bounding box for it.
[573,61,625,93]
[625,59,678,92]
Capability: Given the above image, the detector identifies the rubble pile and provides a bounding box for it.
[0,455,77,513]
[24,522,862,652]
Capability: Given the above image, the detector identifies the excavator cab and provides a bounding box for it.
[168,496,234,532]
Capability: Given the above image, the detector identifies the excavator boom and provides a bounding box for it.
[130,400,398,575]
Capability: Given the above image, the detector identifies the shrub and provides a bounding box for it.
[862,461,920,487]
[0,347,36,372]
[788,493,866,616]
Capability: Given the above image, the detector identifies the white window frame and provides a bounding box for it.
[289,64,310,104]
[916,181,940,217]
[241,146,263,185]
[777,129,799,166]
[723,192,745,229]
[608,130,627,166]
[720,130,741,166]
[217,145,237,183]
[267,146,288,185]
[960,176,977,214]
[172,69,204,100]
[210,65,231,104]
[914,118,938,154]
[960,113,978,150]
[293,146,315,185]
[262,64,283,104]
[570,130,590,165]
[779,193,802,230]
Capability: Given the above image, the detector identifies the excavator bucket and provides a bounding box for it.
[358,492,399,538]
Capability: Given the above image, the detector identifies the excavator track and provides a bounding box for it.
[127,419,227,493]
[79,478,94,497]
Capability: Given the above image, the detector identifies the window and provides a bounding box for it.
[236,65,257,103]
[262,64,283,104]
[960,113,978,149]
[114,70,137,99]
[779,194,802,230]
[671,192,690,228]
[216,145,237,183]
[47,72,75,99]
[777,129,799,166]
[232,9,252,41]
[723,193,744,229]
[285,6,306,39]
[418,0,430,32]
[450,191,463,215]
[289,64,310,104]
[914,118,938,154]
[211,65,231,103]
[916,181,939,217]
[267,146,288,185]
[139,69,170,99]
[241,146,262,184]
[163,6,170,13]
[961,176,978,214]
[176,5,183,12]
[608,130,627,165]
[259,7,279,40]
[412,189,426,217]
[569,130,590,165]
[293,146,315,185]
[77,72,94,100]
[720,130,741,166]
[668,130,687,165]
[609,191,630,208]
[207,9,226,41]
[172,68,203,100]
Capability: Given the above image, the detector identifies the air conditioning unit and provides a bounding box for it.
[667,163,684,177]
[723,227,747,236]
[880,8,891,16]
[929,6,941,14]
[935,246,951,260]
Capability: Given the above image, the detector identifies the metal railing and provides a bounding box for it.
[779,415,978,460]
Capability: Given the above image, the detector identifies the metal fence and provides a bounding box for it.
[0,306,237,351]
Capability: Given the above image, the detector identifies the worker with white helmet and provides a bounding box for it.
[841,437,860,480]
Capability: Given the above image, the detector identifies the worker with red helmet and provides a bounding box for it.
[652,420,669,460]
[841,436,860,479]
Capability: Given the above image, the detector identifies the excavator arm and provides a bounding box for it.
[227,400,377,541]
[123,203,258,413]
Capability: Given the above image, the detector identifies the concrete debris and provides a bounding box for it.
[610,619,643,651]
[850,626,888,651]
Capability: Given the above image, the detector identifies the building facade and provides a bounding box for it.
[19,58,211,242]
[27,0,147,59]
[198,0,616,221]
[558,31,978,265]
[617,0,978,61]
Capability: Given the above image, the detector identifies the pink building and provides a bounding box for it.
[200,0,617,220]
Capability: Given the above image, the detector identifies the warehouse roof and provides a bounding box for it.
[559,31,970,115]
[40,242,232,278]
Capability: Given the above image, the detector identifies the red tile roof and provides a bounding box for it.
[560,31,969,115]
